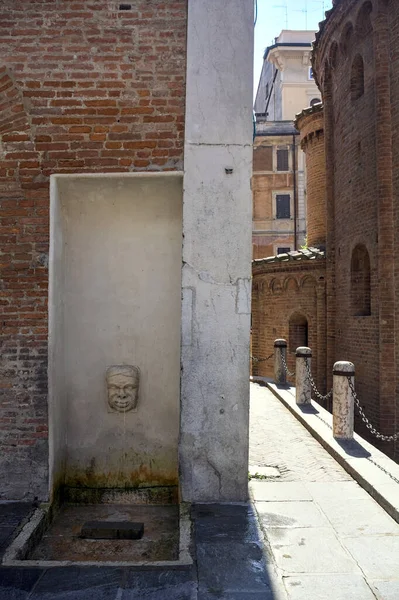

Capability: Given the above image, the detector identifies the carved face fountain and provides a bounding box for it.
[106,365,140,413]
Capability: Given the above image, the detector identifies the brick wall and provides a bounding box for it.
[252,259,327,398]
[313,0,399,458]
[296,106,326,249]
[0,0,187,500]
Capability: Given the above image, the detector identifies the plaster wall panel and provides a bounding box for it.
[48,173,183,493]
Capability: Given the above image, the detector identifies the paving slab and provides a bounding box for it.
[314,497,399,537]
[251,482,312,503]
[193,503,261,545]
[29,566,123,600]
[0,567,43,600]
[256,501,330,529]
[196,541,273,593]
[249,466,281,478]
[304,481,370,502]
[283,574,376,600]
[0,527,16,552]
[266,527,360,575]
[198,591,276,600]
[122,570,197,600]
[370,580,399,600]
[342,535,399,579]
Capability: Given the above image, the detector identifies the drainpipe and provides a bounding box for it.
[293,133,297,250]
[265,67,279,118]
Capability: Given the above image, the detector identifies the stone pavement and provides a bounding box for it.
[0,502,285,599]
[1,382,399,599]
[250,383,399,599]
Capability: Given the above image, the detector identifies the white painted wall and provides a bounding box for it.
[180,0,254,502]
[48,173,183,493]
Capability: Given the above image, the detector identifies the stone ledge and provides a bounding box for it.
[251,376,399,525]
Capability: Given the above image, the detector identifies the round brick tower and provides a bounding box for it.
[295,104,326,249]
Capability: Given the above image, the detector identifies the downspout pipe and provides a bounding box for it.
[265,67,279,117]
[293,134,297,250]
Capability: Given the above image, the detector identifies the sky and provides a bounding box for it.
[254,0,334,95]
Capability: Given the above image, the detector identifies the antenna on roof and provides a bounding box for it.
[310,0,327,20]
[293,0,308,29]
[273,2,288,29]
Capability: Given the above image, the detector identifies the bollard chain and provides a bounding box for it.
[348,378,399,442]
[280,349,295,377]
[250,353,274,364]
[304,358,333,402]
[366,457,399,485]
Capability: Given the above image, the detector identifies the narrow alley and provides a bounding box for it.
[250,383,399,599]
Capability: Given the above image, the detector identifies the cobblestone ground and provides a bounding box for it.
[250,383,352,483]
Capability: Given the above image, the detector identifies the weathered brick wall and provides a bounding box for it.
[313,0,398,458]
[252,260,327,398]
[296,106,326,249]
[0,0,187,500]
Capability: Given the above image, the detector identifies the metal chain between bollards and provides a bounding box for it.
[304,358,333,402]
[280,349,295,377]
[250,353,274,364]
[366,457,399,485]
[348,378,399,443]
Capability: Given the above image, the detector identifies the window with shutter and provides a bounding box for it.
[276,194,291,219]
[276,148,289,172]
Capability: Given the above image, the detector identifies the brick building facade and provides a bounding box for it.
[0,0,187,500]
[312,0,398,458]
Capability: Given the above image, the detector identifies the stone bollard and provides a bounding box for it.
[274,339,287,385]
[296,347,312,405]
[333,361,355,440]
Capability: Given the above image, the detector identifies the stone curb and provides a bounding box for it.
[251,377,399,525]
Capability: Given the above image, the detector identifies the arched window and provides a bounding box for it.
[289,313,308,352]
[340,22,354,56]
[351,244,371,316]
[351,55,365,101]
[356,2,373,38]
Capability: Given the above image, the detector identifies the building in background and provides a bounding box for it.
[252,30,321,259]
[254,30,321,120]
[252,103,327,397]
[252,119,304,259]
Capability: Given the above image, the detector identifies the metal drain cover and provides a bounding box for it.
[81,521,144,540]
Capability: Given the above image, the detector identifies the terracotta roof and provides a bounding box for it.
[253,247,325,265]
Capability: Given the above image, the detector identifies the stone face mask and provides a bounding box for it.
[106,365,140,413]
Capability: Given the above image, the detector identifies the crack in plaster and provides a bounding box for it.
[206,457,222,497]
[183,261,243,287]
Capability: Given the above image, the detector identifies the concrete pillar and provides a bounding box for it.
[333,361,355,440]
[274,339,287,385]
[179,0,254,502]
[296,347,312,406]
